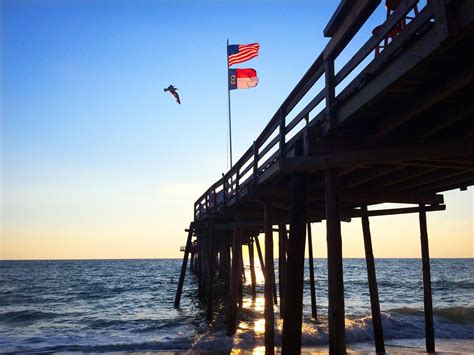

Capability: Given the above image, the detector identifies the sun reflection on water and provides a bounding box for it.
[251,346,266,354]
[253,318,265,334]
[242,261,266,287]
[231,347,262,354]
[231,346,267,354]
[241,294,265,312]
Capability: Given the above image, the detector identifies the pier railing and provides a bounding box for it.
[195,0,444,220]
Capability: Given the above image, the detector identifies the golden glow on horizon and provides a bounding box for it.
[1,187,472,260]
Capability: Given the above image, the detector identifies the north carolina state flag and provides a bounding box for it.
[228,68,259,90]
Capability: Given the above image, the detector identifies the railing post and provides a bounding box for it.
[213,187,217,213]
[324,58,336,131]
[279,109,286,159]
[432,0,449,42]
[223,176,227,206]
[236,168,240,200]
[253,141,259,187]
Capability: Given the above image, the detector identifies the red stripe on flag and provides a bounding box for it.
[229,53,258,66]
[239,43,260,50]
[233,48,258,55]
[235,68,257,78]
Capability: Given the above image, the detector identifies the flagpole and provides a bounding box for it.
[227,39,233,169]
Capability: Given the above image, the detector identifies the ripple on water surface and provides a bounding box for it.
[0,258,473,352]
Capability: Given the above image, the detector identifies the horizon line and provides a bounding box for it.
[1,257,472,261]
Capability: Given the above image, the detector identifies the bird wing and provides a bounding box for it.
[170,90,181,104]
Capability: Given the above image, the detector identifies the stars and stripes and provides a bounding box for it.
[227,43,260,67]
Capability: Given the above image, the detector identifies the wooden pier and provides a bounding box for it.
[175,0,474,353]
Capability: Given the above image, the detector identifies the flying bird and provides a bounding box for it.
[164,85,181,104]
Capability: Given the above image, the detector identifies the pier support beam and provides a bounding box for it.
[272,262,278,306]
[190,251,195,272]
[174,223,194,308]
[217,244,224,281]
[239,251,244,308]
[241,253,246,283]
[272,268,278,305]
[223,236,231,294]
[282,141,307,354]
[307,223,317,320]
[419,204,435,353]
[206,220,215,322]
[198,234,206,301]
[264,203,275,354]
[249,239,257,299]
[256,234,278,305]
[226,215,242,336]
[278,223,288,318]
[325,168,346,354]
[361,205,385,353]
[255,235,265,279]
[197,238,202,299]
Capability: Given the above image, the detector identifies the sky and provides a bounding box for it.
[1,0,472,260]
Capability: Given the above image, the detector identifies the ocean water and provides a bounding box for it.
[0,258,473,353]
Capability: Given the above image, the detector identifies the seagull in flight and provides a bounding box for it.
[164,85,181,104]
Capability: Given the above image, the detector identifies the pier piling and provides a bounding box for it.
[278,224,288,318]
[264,203,275,354]
[174,223,194,308]
[307,222,317,320]
[226,215,242,335]
[206,220,215,322]
[361,205,385,353]
[325,169,346,354]
[282,141,308,355]
[419,204,435,353]
[249,239,257,299]
[224,236,231,294]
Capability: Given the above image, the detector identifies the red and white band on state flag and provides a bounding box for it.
[227,43,260,67]
[228,69,258,90]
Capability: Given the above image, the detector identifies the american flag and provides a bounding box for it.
[228,43,260,67]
